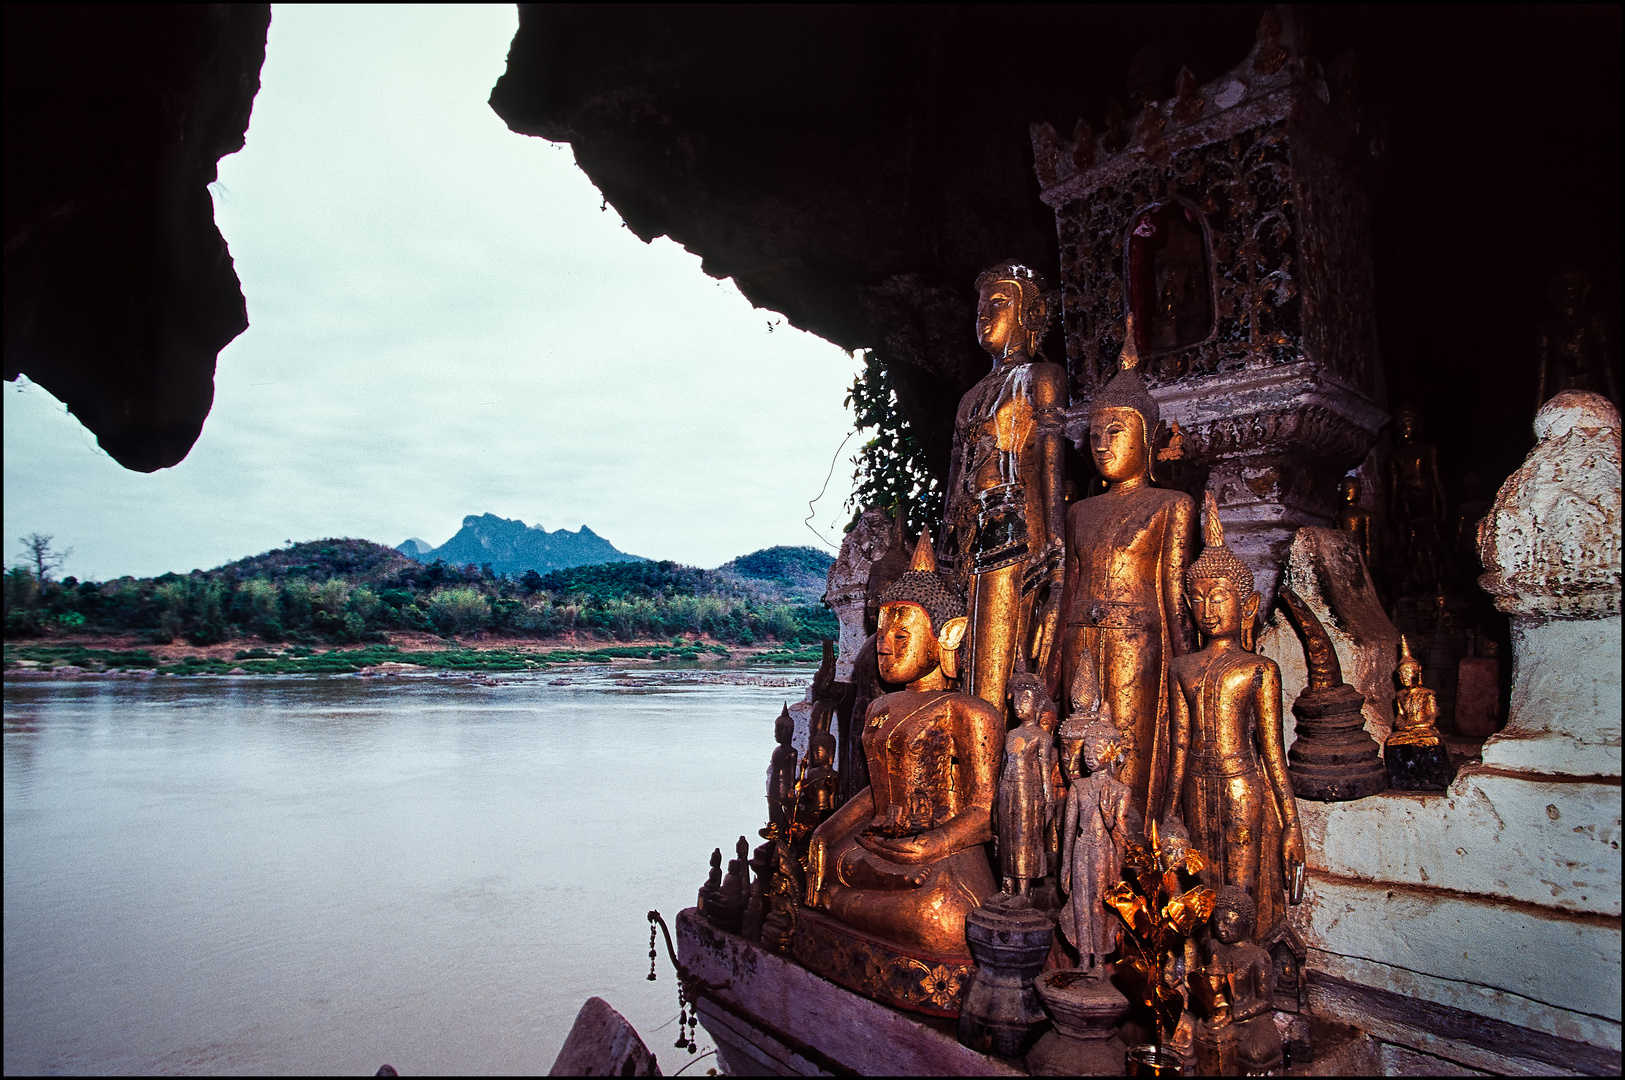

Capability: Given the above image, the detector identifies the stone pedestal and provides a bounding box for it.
[1383,741,1453,792]
[958,898,1056,1058]
[1476,391,1621,778]
[1026,969,1129,1076]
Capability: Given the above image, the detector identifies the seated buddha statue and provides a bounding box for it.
[805,531,1004,961]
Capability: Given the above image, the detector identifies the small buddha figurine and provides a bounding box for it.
[805,531,1003,958]
[797,737,839,831]
[711,836,750,933]
[1188,886,1282,1076]
[1059,321,1198,826]
[1537,267,1618,409]
[1059,718,1139,974]
[1156,821,1204,1069]
[938,261,1068,714]
[1166,492,1305,943]
[1335,475,1375,568]
[766,704,798,837]
[697,847,724,922]
[1385,636,1455,791]
[741,842,773,943]
[997,661,1059,897]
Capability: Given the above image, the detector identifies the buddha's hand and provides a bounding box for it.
[1282,828,1306,900]
[857,829,947,866]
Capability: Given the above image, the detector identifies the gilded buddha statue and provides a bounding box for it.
[938,262,1068,714]
[801,532,1003,995]
[1057,325,1198,824]
[1166,493,1305,942]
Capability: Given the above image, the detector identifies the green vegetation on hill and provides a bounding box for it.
[4,538,838,649]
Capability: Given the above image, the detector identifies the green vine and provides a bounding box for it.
[843,351,943,538]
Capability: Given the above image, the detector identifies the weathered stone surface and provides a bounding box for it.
[1479,392,1622,622]
[1297,770,1620,918]
[1482,617,1622,777]
[548,996,661,1076]
[823,508,892,681]
[1308,971,1619,1077]
[1476,392,1622,779]
[1291,875,1621,1037]
[677,907,1020,1076]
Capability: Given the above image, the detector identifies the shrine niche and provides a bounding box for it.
[1126,199,1214,371]
[1032,11,1387,606]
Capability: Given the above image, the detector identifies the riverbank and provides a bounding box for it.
[3,630,824,678]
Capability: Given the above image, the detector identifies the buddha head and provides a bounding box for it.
[1009,659,1058,733]
[1158,817,1193,870]
[809,737,833,770]
[1187,491,1260,649]
[974,261,1052,361]
[1211,885,1256,945]
[774,703,793,746]
[1394,404,1423,444]
[1089,319,1160,484]
[1081,717,1127,775]
[1339,475,1361,507]
[1396,635,1424,692]
[876,530,969,686]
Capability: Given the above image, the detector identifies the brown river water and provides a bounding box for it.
[3,667,805,1075]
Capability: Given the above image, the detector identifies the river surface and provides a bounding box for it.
[4,667,805,1075]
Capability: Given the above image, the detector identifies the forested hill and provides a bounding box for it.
[4,539,837,648]
[399,514,645,577]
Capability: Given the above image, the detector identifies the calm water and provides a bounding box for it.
[4,667,803,1075]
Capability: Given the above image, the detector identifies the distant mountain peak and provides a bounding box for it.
[400,514,644,577]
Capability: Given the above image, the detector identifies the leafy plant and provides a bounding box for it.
[844,350,943,539]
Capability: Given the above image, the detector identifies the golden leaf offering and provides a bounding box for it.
[1106,881,1154,938]
[1184,849,1206,874]
[1162,886,1216,934]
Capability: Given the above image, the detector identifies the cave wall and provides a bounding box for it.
[3,4,270,471]
[491,3,1620,501]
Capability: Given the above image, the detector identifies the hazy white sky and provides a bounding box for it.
[3,5,862,581]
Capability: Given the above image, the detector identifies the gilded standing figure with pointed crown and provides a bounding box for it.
[938,261,1069,715]
[1165,493,1305,943]
[1056,318,1198,828]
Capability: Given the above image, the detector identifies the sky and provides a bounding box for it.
[3,5,862,582]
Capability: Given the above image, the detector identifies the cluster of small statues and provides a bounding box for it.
[692,261,1329,1067]
[691,253,1548,1070]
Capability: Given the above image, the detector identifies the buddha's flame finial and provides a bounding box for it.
[1121,312,1142,371]
[1202,489,1225,548]
[1278,586,1344,692]
[909,527,937,574]
[1069,652,1103,716]
[1399,634,1419,667]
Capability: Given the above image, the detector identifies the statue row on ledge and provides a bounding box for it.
[696,260,1463,1068]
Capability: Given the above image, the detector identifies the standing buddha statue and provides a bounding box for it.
[996,661,1059,897]
[938,262,1068,714]
[1335,475,1375,569]
[1058,321,1198,826]
[1166,493,1305,943]
[1537,267,1617,409]
[1386,404,1447,595]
